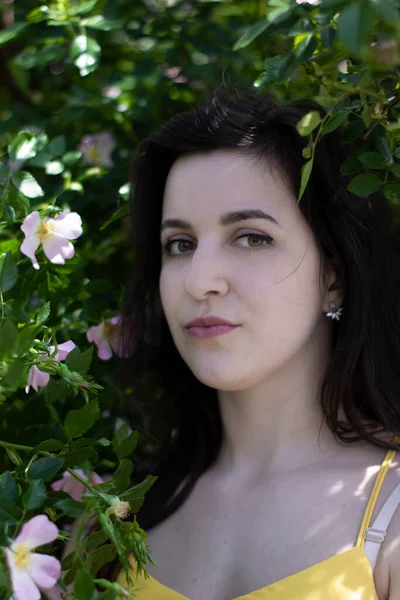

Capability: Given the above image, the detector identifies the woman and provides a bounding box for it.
[114,85,400,599]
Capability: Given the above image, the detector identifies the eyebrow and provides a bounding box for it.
[160,209,283,234]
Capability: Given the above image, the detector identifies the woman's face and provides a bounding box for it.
[159,149,334,391]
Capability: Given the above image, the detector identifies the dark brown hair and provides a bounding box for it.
[115,83,400,543]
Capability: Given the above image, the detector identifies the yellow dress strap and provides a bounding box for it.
[356,435,400,548]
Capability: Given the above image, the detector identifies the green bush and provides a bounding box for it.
[0,0,399,598]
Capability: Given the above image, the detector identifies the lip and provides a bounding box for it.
[184,316,238,328]
[186,324,239,338]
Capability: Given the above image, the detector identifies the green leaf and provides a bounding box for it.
[48,136,66,157]
[0,252,17,293]
[7,186,30,215]
[62,151,82,166]
[70,35,101,76]
[0,23,28,46]
[296,111,322,137]
[254,55,284,90]
[340,153,362,176]
[35,439,64,452]
[90,544,116,576]
[8,132,47,162]
[114,459,133,493]
[45,160,64,175]
[322,111,349,135]
[0,161,9,184]
[54,498,85,517]
[370,0,399,23]
[341,120,365,142]
[337,2,374,54]
[75,567,95,600]
[23,479,47,509]
[293,34,318,63]
[5,447,22,466]
[62,446,97,467]
[65,399,100,438]
[390,164,400,178]
[233,19,269,51]
[3,204,16,222]
[65,345,93,376]
[26,6,49,23]
[358,152,387,169]
[116,431,139,461]
[0,471,18,501]
[298,158,313,202]
[99,204,130,230]
[81,16,124,30]
[28,456,64,480]
[113,423,131,448]
[347,174,383,196]
[383,182,400,202]
[320,25,336,48]
[86,530,108,549]
[69,0,98,15]
[0,490,22,522]
[18,324,40,354]
[36,301,51,325]
[11,170,44,198]
[120,474,158,502]
[277,51,299,82]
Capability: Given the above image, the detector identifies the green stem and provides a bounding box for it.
[0,440,33,452]
[0,440,101,496]
[65,468,99,495]
[0,292,4,320]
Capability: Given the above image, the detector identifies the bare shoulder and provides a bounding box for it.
[374,456,400,600]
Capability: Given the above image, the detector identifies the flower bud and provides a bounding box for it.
[110,497,131,520]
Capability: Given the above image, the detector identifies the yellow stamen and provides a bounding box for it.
[103,321,118,339]
[37,220,54,241]
[13,543,31,569]
[87,146,102,162]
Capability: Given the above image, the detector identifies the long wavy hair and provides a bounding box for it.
[114,84,400,542]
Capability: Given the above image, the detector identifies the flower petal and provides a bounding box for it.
[43,585,62,600]
[4,550,40,600]
[25,366,50,394]
[54,341,76,362]
[91,471,104,485]
[14,515,59,549]
[29,554,61,590]
[86,323,104,344]
[109,316,122,326]
[51,212,83,240]
[42,235,74,265]
[21,212,41,237]
[96,340,113,360]
[62,478,86,502]
[20,235,41,271]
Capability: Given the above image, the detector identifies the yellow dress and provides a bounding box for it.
[117,446,399,599]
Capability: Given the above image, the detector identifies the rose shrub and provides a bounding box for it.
[0,0,399,598]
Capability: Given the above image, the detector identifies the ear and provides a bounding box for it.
[322,256,345,313]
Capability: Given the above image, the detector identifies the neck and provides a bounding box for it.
[213,342,350,486]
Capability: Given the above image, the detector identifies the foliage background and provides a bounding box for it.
[0,0,399,597]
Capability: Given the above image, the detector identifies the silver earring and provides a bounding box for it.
[326,301,343,321]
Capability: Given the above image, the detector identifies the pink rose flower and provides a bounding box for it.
[25,341,76,394]
[51,469,103,502]
[78,132,115,168]
[86,316,133,360]
[5,515,61,600]
[20,211,82,271]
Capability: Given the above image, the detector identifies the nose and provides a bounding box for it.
[183,243,229,300]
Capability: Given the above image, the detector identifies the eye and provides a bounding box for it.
[161,232,274,258]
